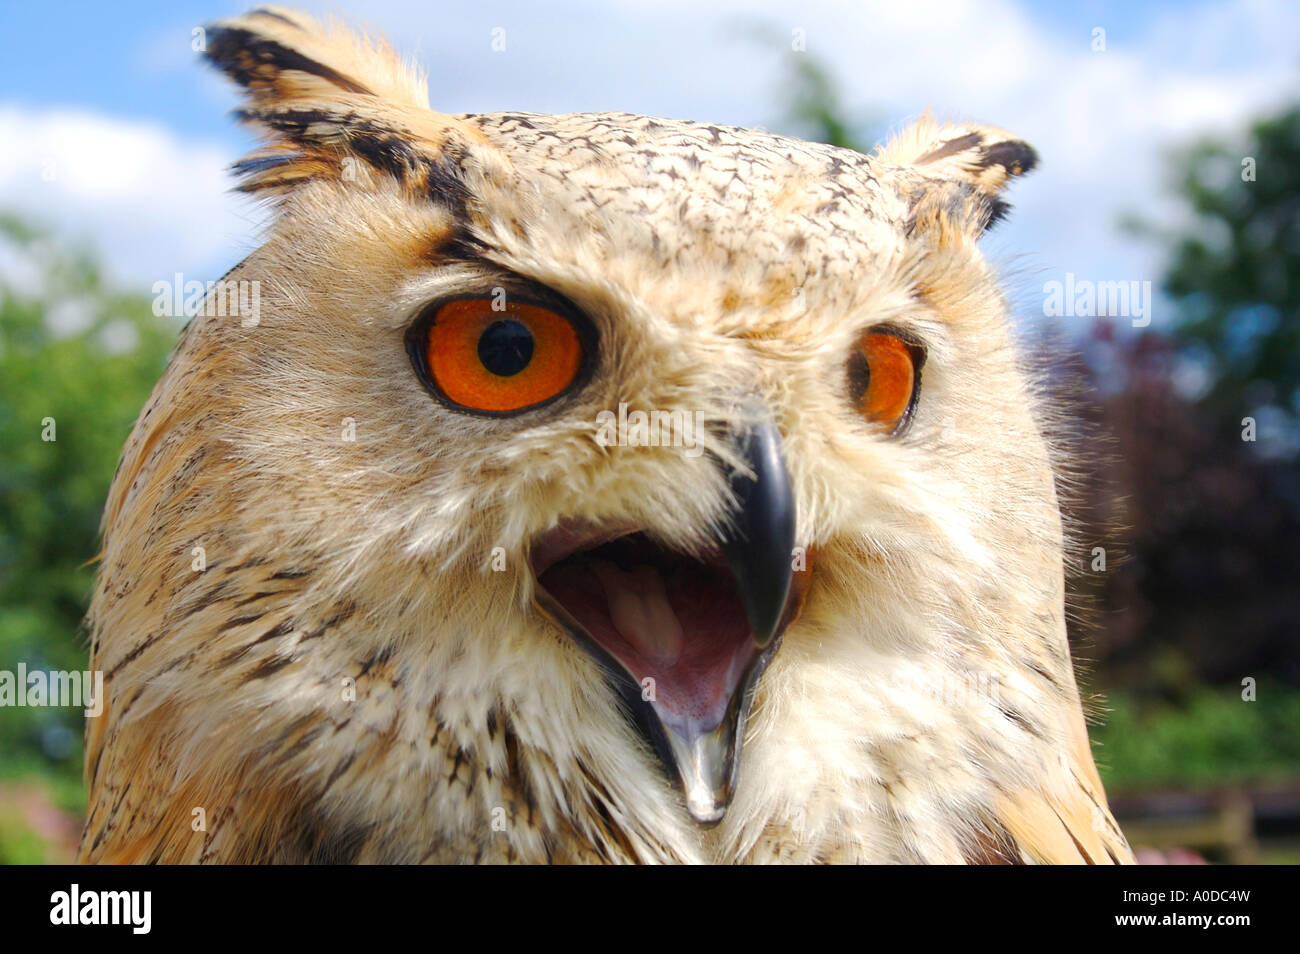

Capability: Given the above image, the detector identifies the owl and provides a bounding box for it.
[79,6,1133,864]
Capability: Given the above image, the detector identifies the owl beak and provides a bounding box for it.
[721,408,798,648]
[659,409,802,823]
[530,408,809,826]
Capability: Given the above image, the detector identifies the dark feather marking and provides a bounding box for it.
[585,772,639,861]
[296,819,374,865]
[984,197,1012,231]
[227,556,269,572]
[205,26,374,96]
[981,140,1038,176]
[905,181,1013,237]
[105,684,144,725]
[356,642,393,678]
[253,619,295,645]
[245,8,302,29]
[1055,808,1098,864]
[229,106,475,216]
[220,619,298,666]
[495,113,537,130]
[1070,767,1126,844]
[264,714,322,756]
[186,579,236,614]
[324,601,358,628]
[915,131,983,165]
[105,631,165,678]
[903,181,979,237]
[270,567,313,580]
[246,654,295,680]
[449,746,466,785]
[320,753,356,794]
[231,153,301,178]
[434,225,489,262]
[996,702,1043,738]
[218,613,265,633]
[502,718,537,827]
[963,819,1026,865]
[1026,658,1059,687]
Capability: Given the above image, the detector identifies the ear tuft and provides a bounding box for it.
[205,6,428,110]
[201,7,484,205]
[877,113,1038,236]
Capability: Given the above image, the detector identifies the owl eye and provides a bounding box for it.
[407,296,591,414]
[847,328,925,434]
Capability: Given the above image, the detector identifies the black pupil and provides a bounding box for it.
[847,349,871,404]
[477,319,534,377]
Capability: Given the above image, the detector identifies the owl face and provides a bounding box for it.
[203,101,1047,826]
[88,10,1108,865]
[399,119,950,824]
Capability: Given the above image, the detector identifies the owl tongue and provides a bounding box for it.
[536,537,755,730]
[590,561,685,669]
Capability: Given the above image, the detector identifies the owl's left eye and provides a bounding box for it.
[847,327,926,435]
[407,296,592,414]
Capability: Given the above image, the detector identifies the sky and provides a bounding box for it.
[0,0,1297,332]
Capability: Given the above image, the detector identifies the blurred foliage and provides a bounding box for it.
[1094,683,1300,788]
[1143,105,1300,434]
[0,773,83,863]
[1067,105,1300,709]
[0,215,177,787]
[0,802,47,865]
[775,52,863,150]
[1066,326,1300,700]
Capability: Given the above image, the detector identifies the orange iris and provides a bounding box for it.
[422,298,585,413]
[850,330,919,433]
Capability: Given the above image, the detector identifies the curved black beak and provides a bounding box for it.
[722,408,798,648]
[653,406,799,823]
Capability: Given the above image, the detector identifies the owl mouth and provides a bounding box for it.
[530,410,808,825]
[536,531,757,732]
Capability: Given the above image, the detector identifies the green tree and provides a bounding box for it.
[0,216,177,781]
[1147,105,1300,446]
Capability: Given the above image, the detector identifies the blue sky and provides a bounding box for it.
[0,1,1231,139]
[1,0,1297,331]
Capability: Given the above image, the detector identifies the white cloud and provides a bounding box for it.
[0,106,263,295]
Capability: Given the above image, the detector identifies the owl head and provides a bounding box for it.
[84,7,1128,864]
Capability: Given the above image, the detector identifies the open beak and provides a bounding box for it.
[531,408,810,824]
